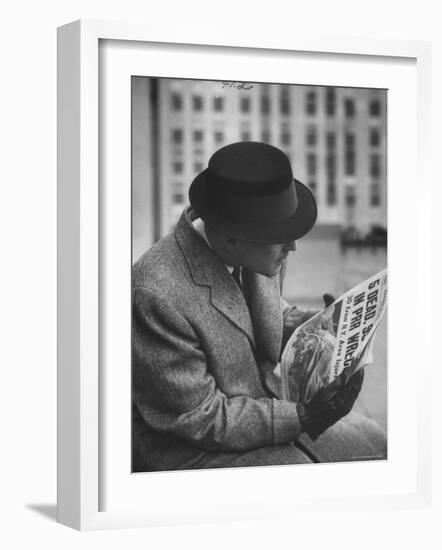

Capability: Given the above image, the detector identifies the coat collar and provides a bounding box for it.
[175,208,255,345]
[174,208,282,362]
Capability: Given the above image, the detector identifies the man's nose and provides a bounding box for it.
[284,241,296,252]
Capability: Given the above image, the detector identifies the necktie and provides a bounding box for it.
[232,266,242,290]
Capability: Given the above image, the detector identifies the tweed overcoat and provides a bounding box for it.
[132,207,308,471]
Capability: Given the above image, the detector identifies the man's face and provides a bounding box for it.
[233,239,296,277]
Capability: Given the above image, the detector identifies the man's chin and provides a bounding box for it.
[246,263,280,278]
[260,268,280,278]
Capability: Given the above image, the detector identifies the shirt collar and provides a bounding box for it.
[192,217,234,274]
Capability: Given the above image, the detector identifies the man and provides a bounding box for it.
[132,141,386,472]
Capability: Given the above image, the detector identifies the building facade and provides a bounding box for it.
[152,78,387,238]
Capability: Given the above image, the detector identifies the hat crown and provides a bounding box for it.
[188,141,317,243]
[208,142,293,196]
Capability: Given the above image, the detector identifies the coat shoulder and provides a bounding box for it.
[132,232,193,300]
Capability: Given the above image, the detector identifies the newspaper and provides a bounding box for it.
[281,269,387,403]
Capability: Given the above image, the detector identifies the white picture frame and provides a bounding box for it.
[57,19,432,531]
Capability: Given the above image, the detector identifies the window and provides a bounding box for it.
[327,184,337,205]
[326,154,336,178]
[281,131,291,145]
[240,96,251,113]
[172,182,184,204]
[344,98,355,117]
[241,131,251,141]
[345,152,355,175]
[193,129,203,142]
[345,132,355,148]
[369,99,381,117]
[171,92,182,110]
[192,95,203,111]
[213,96,224,111]
[173,192,184,204]
[194,162,204,173]
[308,181,317,197]
[306,91,316,115]
[370,128,380,147]
[306,125,317,146]
[172,129,183,144]
[345,186,356,207]
[261,129,271,142]
[173,161,183,174]
[326,88,336,116]
[261,94,270,114]
[345,132,356,175]
[307,153,317,176]
[326,132,336,149]
[370,182,381,206]
[327,148,337,203]
[370,154,381,178]
[214,130,224,144]
[280,88,290,115]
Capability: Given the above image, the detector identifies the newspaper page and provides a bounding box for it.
[281,268,387,403]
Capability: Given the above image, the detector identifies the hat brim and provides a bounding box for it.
[189,169,318,244]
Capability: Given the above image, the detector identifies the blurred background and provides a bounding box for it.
[131,76,387,431]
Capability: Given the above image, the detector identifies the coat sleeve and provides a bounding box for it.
[133,287,302,452]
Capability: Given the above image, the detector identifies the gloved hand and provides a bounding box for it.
[297,368,364,440]
[322,293,335,307]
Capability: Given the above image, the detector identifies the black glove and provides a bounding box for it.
[323,293,335,307]
[297,368,364,441]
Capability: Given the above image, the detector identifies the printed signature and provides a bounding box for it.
[221,81,254,90]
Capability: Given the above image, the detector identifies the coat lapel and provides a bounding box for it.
[175,209,256,346]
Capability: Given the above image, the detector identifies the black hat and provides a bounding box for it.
[189,141,317,243]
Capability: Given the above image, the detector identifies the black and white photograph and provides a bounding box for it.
[3,0,438,543]
[131,77,388,472]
